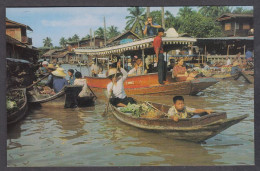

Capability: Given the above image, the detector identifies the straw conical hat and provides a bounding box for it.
[107,68,122,79]
[52,67,66,77]
[47,64,56,70]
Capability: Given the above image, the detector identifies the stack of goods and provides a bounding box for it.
[119,103,163,119]
[6,90,24,115]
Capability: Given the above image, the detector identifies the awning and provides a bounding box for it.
[75,37,196,56]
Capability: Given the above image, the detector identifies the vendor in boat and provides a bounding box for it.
[51,67,68,93]
[167,96,213,122]
[230,61,242,75]
[172,58,196,81]
[68,69,75,85]
[107,64,136,107]
[38,61,49,75]
[128,58,147,76]
[74,71,89,97]
[45,64,56,88]
[91,58,103,77]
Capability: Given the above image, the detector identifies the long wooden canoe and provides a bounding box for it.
[7,88,28,125]
[27,86,66,103]
[109,101,248,143]
[85,72,218,96]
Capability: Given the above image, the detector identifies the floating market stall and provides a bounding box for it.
[75,29,219,96]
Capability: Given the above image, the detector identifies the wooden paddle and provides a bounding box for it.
[87,84,97,99]
[145,101,168,116]
[102,73,117,116]
[26,73,51,89]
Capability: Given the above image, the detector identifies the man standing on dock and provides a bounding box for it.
[153,28,166,84]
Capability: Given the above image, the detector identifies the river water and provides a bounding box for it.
[7,64,254,166]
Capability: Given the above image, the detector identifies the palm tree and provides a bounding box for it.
[107,26,121,39]
[165,10,176,29]
[95,27,106,38]
[178,7,195,19]
[43,37,53,48]
[199,6,231,18]
[59,37,67,48]
[125,7,146,37]
[72,34,80,42]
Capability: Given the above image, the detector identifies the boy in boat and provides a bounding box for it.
[167,96,213,122]
[107,63,136,107]
[128,58,147,76]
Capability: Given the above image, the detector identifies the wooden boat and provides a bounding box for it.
[85,72,218,96]
[109,101,248,143]
[211,73,240,80]
[7,88,28,125]
[27,86,66,103]
[27,85,96,106]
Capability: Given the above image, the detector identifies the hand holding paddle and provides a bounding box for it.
[26,73,50,89]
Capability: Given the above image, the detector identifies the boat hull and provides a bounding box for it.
[85,72,218,96]
[109,102,248,143]
[7,88,28,125]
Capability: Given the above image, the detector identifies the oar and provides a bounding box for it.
[102,73,117,116]
[87,84,97,99]
[26,73,50,89]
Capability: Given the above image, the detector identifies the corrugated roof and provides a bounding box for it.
[52,51,68,58]
[6,18,33,31]
[42,49,57,57]
[107,30,141,44]
[217,13,253,21]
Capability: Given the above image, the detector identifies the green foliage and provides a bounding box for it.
[177,12,222,37]
[125,7,146,37]
[150,10,162,25]
[198,6,232,19]
[43,37,53,48]
[59,37,67,48]
[107,26,121,39]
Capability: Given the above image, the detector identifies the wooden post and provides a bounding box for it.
[146,7,150,18]
[94,32,96,49]
[104,16,107,47]
[142,49,145,73]
[161,7,165,29]
[204,45,207,64]
[244,45,246,55]
[227,45,230,56]
[123,55,125,70]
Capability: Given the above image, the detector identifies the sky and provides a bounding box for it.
[6,6,253,48]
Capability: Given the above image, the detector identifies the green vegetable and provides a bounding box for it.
[120,103,152,117]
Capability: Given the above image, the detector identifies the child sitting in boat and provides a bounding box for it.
[74,71,89,97]
[128,58,147,76]
[107,64,136,107]
[167,96,213,122]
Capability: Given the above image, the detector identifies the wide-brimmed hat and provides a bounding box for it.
[47,64,56,70]
[233,61,239,67]
[52,67,67,77]
[107,68,122,79]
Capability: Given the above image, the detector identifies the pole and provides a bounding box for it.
[204,45,207,64]
[161,7,165,29]
[94,32,96,49]
[104,16,107,47]
[90,28,92,48]
[146,7,150,18]
[142,49,145,73]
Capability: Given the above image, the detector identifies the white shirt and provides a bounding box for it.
[74,78,88,97]
[91,64,101,74]
[128,67,143,76]
[226,59,231,65]
[107,68,128,99]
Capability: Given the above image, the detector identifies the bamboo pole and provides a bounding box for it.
[104,16,107,47]
[142,49,145,73]
[161,7,165,29]
[146,7,150,18]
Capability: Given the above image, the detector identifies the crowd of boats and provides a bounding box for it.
[6,52,253,143]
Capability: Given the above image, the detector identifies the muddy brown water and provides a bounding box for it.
[7,65,254,166]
